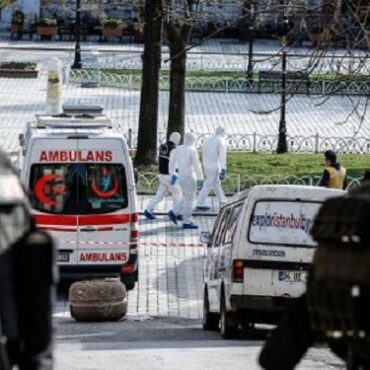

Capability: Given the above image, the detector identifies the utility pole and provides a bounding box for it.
[72,0,81,69]
[276,0,293,154]
[277,34,288,154]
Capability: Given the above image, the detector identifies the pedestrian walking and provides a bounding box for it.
[319,150,347,190]
[168,132,204,229]
[196,126,228,210]
[144,132,182,220]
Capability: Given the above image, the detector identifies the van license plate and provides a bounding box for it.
[278,271,307,283]
[57,253,70,262]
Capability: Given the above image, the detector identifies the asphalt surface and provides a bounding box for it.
[55,314,345,370]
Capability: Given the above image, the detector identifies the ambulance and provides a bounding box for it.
[19,106,139,290]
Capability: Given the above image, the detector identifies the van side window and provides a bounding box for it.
[214,208,231,247]
[224,204,242,244]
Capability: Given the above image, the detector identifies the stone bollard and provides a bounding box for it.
[69,279,127,322]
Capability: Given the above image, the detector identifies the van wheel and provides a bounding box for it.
[220,294,236,339]
[203,287,219,331]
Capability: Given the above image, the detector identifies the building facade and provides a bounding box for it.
[1,0,244,27]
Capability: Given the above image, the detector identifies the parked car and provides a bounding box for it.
[201,184,345,338]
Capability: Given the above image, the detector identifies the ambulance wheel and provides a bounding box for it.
[203,287,219,331]
[220,293,237,339]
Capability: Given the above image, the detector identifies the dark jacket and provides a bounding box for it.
[158,141,176,175]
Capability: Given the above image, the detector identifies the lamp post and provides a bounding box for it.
[72,0,81,69]
[246,2,256,80]
[276,16,292,154]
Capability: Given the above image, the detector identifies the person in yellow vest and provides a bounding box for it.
[319,150,347,189]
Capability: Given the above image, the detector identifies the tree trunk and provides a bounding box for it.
[134,0,162,167]
[166,23,192,140]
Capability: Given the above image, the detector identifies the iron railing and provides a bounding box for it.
[122,131,370,154]
[70,69,370,96]
[137,173,361,195]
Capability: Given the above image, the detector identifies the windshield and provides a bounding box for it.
[248,200,322,247]
[29,164,128,214]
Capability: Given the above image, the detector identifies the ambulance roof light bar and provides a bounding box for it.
[62,104,104,117]
[35,115,112,129]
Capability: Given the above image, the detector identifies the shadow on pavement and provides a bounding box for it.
[56,315,266,350]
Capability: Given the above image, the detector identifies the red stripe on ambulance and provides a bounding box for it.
[34,214,137,226]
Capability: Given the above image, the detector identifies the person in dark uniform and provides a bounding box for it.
[144,132,182,220]
[319,150,347,189]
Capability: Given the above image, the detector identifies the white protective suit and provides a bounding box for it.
[145,132,182,213]
[197,126,228,207]
[170,133,204,224]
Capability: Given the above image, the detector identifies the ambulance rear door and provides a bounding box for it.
[76,138,131,267]
[28,138,79,265]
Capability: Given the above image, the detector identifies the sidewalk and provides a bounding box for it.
[1,74,368,162]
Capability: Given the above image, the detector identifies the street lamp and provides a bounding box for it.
[276,16,293,154]
[246,2,256,80]
[72,0,82,69]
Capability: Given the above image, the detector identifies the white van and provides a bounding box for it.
[201,185,345,338]
[19,107,139,289]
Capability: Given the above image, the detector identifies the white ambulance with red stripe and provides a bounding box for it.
[19,106,139,290]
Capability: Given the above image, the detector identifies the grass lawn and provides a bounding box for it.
[101,69,245,79]
[226,153,369,178]
[135,152,369,193]
[101,69,368,82]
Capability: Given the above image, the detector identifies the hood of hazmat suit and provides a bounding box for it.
[169,132,181,146]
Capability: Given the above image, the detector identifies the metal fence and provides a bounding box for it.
[83,51,370,75]
[70,69,370,96]
[122,131,370,154]
[137,173,361,195]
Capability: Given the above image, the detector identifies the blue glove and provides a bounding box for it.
[197,179,204,191]
[170,174,178,185]
[220,169,227,180]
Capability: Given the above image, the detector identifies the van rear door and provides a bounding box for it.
[244,199,322,298]
[76,138,131,267]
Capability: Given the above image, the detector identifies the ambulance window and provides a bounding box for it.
[86,165,128,213]
[29,164,128,214]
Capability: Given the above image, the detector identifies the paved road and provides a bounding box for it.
[54,214,345,369]
[55,315,345,370]
[0,69,368,163]
[0,35,368,73]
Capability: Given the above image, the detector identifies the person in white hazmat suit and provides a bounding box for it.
[168,132,204,229]
[144,132,182,220]
[196,126,228,210]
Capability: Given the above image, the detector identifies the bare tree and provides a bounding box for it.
[134,0,163,167]
[162,0,202,140]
